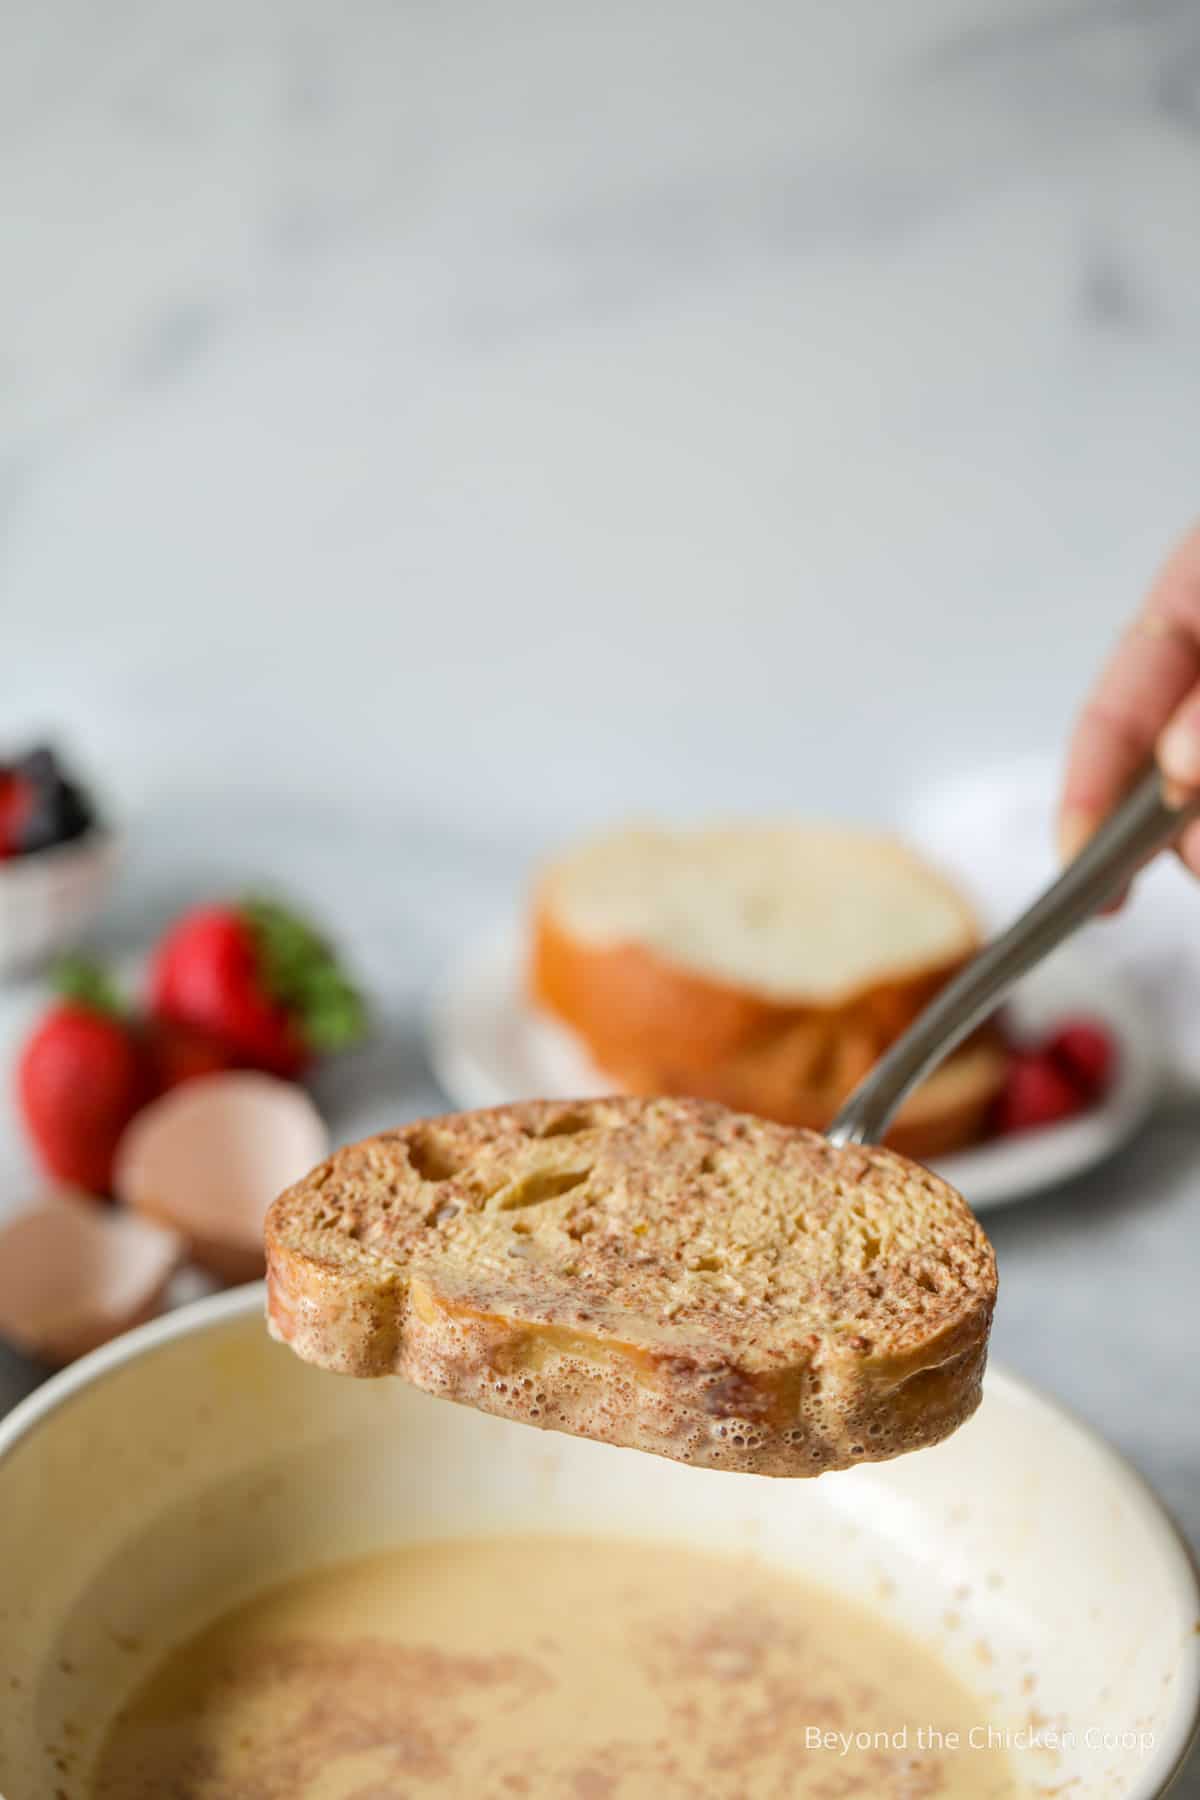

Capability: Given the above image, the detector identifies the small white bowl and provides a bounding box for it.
[0,1286,1196,1797]
[0,829,121,980]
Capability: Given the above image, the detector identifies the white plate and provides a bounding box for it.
[428,922,1161,1212]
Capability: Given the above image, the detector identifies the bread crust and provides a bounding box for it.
[532,907,1003,1158]
[266,1098,996,1479]
[532,903,966,1073]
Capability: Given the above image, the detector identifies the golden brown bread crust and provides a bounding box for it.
[599,1033,1007,1162]
[265,1098,996,1478]
[532,901,965,1076]
[528,824,1000,1152]
[533,915,1002,1159]
[881,1039,1008,1161]
[531,907,1003,1160]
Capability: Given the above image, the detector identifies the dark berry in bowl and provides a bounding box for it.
[0,745,98,859]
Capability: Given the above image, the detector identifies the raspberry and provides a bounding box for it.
[0,773,32,858]
[992,1052,1085,1136]
[1044,1019,1117,1099]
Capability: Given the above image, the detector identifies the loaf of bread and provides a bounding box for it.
[266,1097,996,1478]
[530,823,1003,1156]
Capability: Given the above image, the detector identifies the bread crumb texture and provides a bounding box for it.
[538,824,977,1002]
[266,1097,996,1477]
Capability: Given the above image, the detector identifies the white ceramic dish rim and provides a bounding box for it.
[2,1284,1198,1799]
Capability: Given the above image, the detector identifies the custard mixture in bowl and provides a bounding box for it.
[93,1539,1023,1797]
[0,1286,1195,1798]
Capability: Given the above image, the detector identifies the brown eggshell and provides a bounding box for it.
[0,1191,182,1366]
[112,1072,329,1283]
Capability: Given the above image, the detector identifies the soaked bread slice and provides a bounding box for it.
[265,1097,996,1478]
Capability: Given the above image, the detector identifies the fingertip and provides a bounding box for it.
[1158,704,1200,787]
[1177,819,1200,881]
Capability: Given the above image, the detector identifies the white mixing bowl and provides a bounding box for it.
[0,1285,1196,1798]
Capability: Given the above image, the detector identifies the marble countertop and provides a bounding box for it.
[3,0,1200,1788]
[6,0,1200,841]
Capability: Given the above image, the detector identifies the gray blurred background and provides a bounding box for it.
[5,0,1200,1711]
[5,0,1200,863]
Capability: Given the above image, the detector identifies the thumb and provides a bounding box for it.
[1158,687,1200,789]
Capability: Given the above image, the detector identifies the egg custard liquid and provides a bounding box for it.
[94,1535,1026,1798]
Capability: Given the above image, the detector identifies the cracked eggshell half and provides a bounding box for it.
[113,1072,329,1284]
[0,1191,183,1366]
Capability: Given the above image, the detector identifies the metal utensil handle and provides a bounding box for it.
[828,766,1200,1148]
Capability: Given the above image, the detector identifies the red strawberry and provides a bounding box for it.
[992,1051,1084,1137]
[151,907,305,1076]
[17,963,149,1193]
[143,1018,238,1092]
[0,773,32,860]
[1044,1018,1117,1099]
[149,898,365,1079]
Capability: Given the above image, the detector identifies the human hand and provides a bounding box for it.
[1061,524,1200,881]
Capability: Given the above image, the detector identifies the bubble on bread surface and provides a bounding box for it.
[493,1166,592,1211]
[532,1107,594,1138]
[405,1128,471,1183]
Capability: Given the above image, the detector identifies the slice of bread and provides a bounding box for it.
[530,823,999,1157]
[602,1035,1008,1161]
[266,1097,996,1478]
